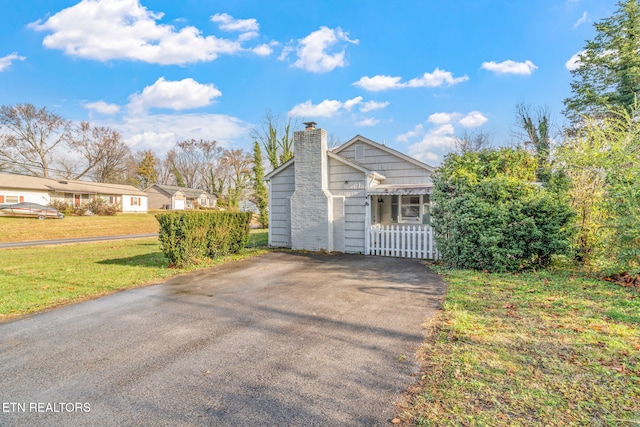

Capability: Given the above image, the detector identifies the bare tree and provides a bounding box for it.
[251,110,298,171]
[91,131,133,183]
[514,103,556,182]
[170,141,201,188]
[453,128,492,153]
[220,148,253,209]
[154,153,176,186]
[68,122,133,182]
[0,103,71,178]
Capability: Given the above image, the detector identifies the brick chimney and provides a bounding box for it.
[290,123,333,251]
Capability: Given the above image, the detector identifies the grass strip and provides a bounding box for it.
[0,230,268,321]
[399,267,640,426]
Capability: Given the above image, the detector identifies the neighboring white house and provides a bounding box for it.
[144,184,216,210]
[0,173,148,213]
[265,122,439,259]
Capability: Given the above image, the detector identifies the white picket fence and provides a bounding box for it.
[367,224,439,260]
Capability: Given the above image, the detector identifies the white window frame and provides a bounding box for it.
[395,194,430,224]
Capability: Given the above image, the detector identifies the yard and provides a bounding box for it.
[0,213,637,425]
[0,213,160,242]
[398,266,640,426]
[0,230,268,321]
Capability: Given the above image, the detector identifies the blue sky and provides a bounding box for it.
[0,0,619,165]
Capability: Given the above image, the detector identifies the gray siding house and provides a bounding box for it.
[144,184,216,210]
[265,123,436,256]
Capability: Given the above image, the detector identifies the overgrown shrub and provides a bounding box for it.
[156,211,251,267]
[432,148,575,272]
[49,198,119,216]
[49,199,74,215]
[84,198,119,216]
[557,108,640,273]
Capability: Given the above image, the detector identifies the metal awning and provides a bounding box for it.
[367,184,433,195]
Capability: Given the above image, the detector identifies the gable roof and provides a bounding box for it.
[146,184,215,199]
[333,135,436,173]
[327,151,386,180]
[264,157,295,181]
[0,173,146,196]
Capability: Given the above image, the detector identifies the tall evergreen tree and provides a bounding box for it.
[252,141,269,228]
[564,0,640,124]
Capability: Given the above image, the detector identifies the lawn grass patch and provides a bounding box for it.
[399,267,640,426]
[0,229,269,321]
[0,213,160,242]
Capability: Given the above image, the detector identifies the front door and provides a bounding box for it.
[74,194,81,207]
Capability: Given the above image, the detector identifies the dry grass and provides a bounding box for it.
[0,213,160,242]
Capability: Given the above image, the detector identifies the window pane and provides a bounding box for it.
[6,196,19,203]
[401,205,420,218]
[402,195,420,205]
[391,195,398,222]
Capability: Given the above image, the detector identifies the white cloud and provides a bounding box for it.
[407,131,456,165]
[343,96,363,111]
[83,101,120,115]
[565,50,583,71]
[355,118,379,127]
[86,80,248,154]
[572,11,589,29]
[353,68,468,91]
[428,112,455,125]
[433,123,455,135]
[288,99,344,118]
[292,26,358,73]
[0,52,26,71]
[399,110,488,165]
[406,69,470,88]
[395,124,424,143]
[118,113,248,154]
[352,75,403,91]
[128,77,222,113]
[481,59,538,75]
[210,13,258,32]
[252,44,273,56]
[29,0,266,65]
[360,100,389,113]
[459,111,488,127]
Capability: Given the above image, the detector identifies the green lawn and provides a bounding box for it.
[399,266,640,426]
[0,230,268,321]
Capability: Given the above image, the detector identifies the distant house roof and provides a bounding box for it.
[146,184,216,199]
[0,173,147,196]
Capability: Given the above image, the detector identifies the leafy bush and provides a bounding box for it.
[156,211,251,267]
[432,148,574,272]
[49,198,119,216]
[48,199,74,215]
[84,198,119,216]
[557,108,640,273]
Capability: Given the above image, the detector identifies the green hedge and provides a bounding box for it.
[155,211,252,267]
[432,149,575,272]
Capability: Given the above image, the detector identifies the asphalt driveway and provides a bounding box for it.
[0,252,446,426]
